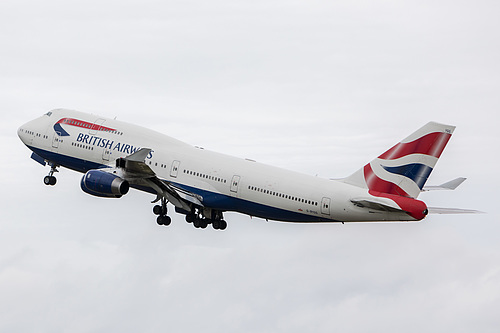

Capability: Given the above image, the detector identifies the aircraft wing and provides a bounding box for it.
[115,148,203,211]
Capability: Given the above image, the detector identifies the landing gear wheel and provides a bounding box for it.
[185,214,195,223]
[219,220,227,230]
[212,219,226,230]
[189,208,226,230]
[212,220,220,230]
[153,205,162,215]
[157,215,171,226]
[163,216,171,226]
[193,219,202,228]
[43,162,59,186]
[154,197,171,226]
[44,175,56,186]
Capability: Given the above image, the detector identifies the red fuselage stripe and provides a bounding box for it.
[56,118,116,133]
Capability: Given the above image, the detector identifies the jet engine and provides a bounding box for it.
[80,170,129,198]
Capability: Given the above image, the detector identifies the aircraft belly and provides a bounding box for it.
[28,146,104,173]
[172,182,338,223]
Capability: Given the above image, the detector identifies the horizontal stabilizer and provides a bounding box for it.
[351,193,429,220]
[423,177,466,191]
[351,198,403,213]
[428,207,484,214]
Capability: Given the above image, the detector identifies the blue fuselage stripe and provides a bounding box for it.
[29,146,104,172]
[28,146,336,223]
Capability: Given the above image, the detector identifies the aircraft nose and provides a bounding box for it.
[17,124,28,145]
[18,119,37,146]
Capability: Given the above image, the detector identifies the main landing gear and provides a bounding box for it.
[43,162,58,186]
[185,208,227,230]
[153,202,227,231]
[153,197,171,226]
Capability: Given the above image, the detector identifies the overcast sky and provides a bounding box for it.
[1,0,499,332]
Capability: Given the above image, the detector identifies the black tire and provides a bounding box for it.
[157,216,164,225]
[163,216,172,226]
[153,205,162,215]
[219,220,227,230]
[44,176,51,185]
[185,214,195,223]
[212,220,220,230]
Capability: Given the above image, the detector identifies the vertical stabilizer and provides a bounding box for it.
[342,122,455,198]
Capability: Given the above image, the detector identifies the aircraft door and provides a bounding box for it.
[52,132,61,149]
[170,160,180,178]
[102,147,110,161]
[321,197,331,215]
[230,175,241,193]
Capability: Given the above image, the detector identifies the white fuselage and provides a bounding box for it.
[18,109,416,223]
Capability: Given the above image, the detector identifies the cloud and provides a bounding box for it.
[1,0,499,332]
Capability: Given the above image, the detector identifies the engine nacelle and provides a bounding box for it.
[80,170,129,198]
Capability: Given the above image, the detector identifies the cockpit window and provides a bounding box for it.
[44,111,52,117]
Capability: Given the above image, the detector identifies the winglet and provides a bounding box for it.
[116,148,155,176]
[125,148,152,162]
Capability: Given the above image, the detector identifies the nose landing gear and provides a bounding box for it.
[43,162,58,186]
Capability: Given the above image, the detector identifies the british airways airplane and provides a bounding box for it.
[18,109,475,230]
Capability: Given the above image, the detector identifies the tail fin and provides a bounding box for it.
[342,122,455,198]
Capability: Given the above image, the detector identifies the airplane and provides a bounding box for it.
[18,109,478,230]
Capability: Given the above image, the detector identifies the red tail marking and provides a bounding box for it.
[379,132,452,160]
[364,164,410,197]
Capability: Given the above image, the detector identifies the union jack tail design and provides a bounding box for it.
[343,122,455,199]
